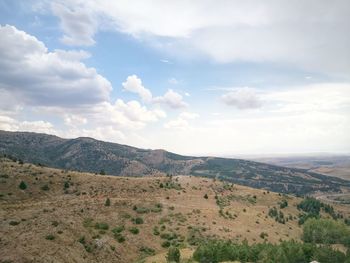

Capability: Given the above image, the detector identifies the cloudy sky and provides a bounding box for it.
[0,0,349,156]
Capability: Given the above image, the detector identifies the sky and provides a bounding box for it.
[0,0,349,156]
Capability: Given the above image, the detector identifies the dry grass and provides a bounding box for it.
[0,158,349,263]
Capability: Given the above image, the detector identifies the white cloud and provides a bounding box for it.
[179,112,199,120]
[153,89,187,109]
[164,118,189,130]
[51,2,97,46]
[89,99,166,131]
[0,116,18,131]
[64,126,126,142]
[160,59,171,64]
[0,26,169,141]
[221,87,262,109]
[19,120,56,134]
[263,83,350,113]
[64,114,87,126]
[168,78,178,85]
[114,99,166,123]
[48,0,350,75]
[164,111,198,130]
[0,24,112,108]
[122,75,153,103]
[122,75,187,109]
[0,115,56,134]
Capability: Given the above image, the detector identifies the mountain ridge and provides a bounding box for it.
[1,130,349,195]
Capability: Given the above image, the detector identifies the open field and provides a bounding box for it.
[253,155,350,181]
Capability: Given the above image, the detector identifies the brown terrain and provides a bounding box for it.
[1,158,349,263]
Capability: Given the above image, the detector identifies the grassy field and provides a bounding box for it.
[1,158,349,263]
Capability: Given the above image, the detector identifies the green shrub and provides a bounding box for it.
[9,221,20,226]
[162,240,171,248]
[135,206,150,214]
[41,184,49,191]
[279,199,288,209]
[112,225,125,234]
[166,246,180,262]
[45,234,55,240]
[204,194,208,199]
[153,226,160,235]
[19,181,27,190]
[260,232,268,239]
[132,217,144,224]
[193,239,347,263]
[114,234,126,243]
[95,222,109,230]
[105,198,111,206]
[298,197,321,215]
[83,218,93,228]
[64,181,70,189]
[303,218,350,246]
[129,227,139,234]
[140,246,156,256]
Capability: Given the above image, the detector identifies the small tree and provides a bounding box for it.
[100,169,106,175]
[204,194,208,199]
[64,181,70,189]
[166,246,180,263]
[19,181,27,190]
[105,198,111,206]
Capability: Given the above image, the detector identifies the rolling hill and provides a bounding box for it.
[1,130,350,195]
[1,158,349,262]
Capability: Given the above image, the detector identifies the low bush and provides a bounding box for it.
[9,221,20,226]
[45,234,55,240]
[19,181,27,190]
[132,217,144,224]
[112,225,124,234]
[166,246,180,262]
[95,222,109,230]
[129,227,139,234]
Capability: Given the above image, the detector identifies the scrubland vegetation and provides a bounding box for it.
[1,157,350,263]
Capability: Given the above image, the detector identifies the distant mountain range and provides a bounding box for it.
[1,130,349,195]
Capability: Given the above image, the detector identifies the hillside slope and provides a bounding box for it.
[1,159,349,263]
[1,130,350,195]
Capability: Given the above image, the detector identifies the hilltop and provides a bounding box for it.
[1,158,350,262]
[1,130,350,195]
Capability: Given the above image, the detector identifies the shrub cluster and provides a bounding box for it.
[302,218,350,247]
[193,239,349,263]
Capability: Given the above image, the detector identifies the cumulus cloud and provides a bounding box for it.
[221,88,262,109]
[0,115,56,134]
[153,89,187,109]
[48,0,350,75]
[0,24,112,108]
[114,99,166,123]
[0,25,169,140]
[64,114,87,127]
[122,75,153,103]
[164,111,199,130]
[122,75,187,109]
[51,2,97,46]
[90,100,166,130]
